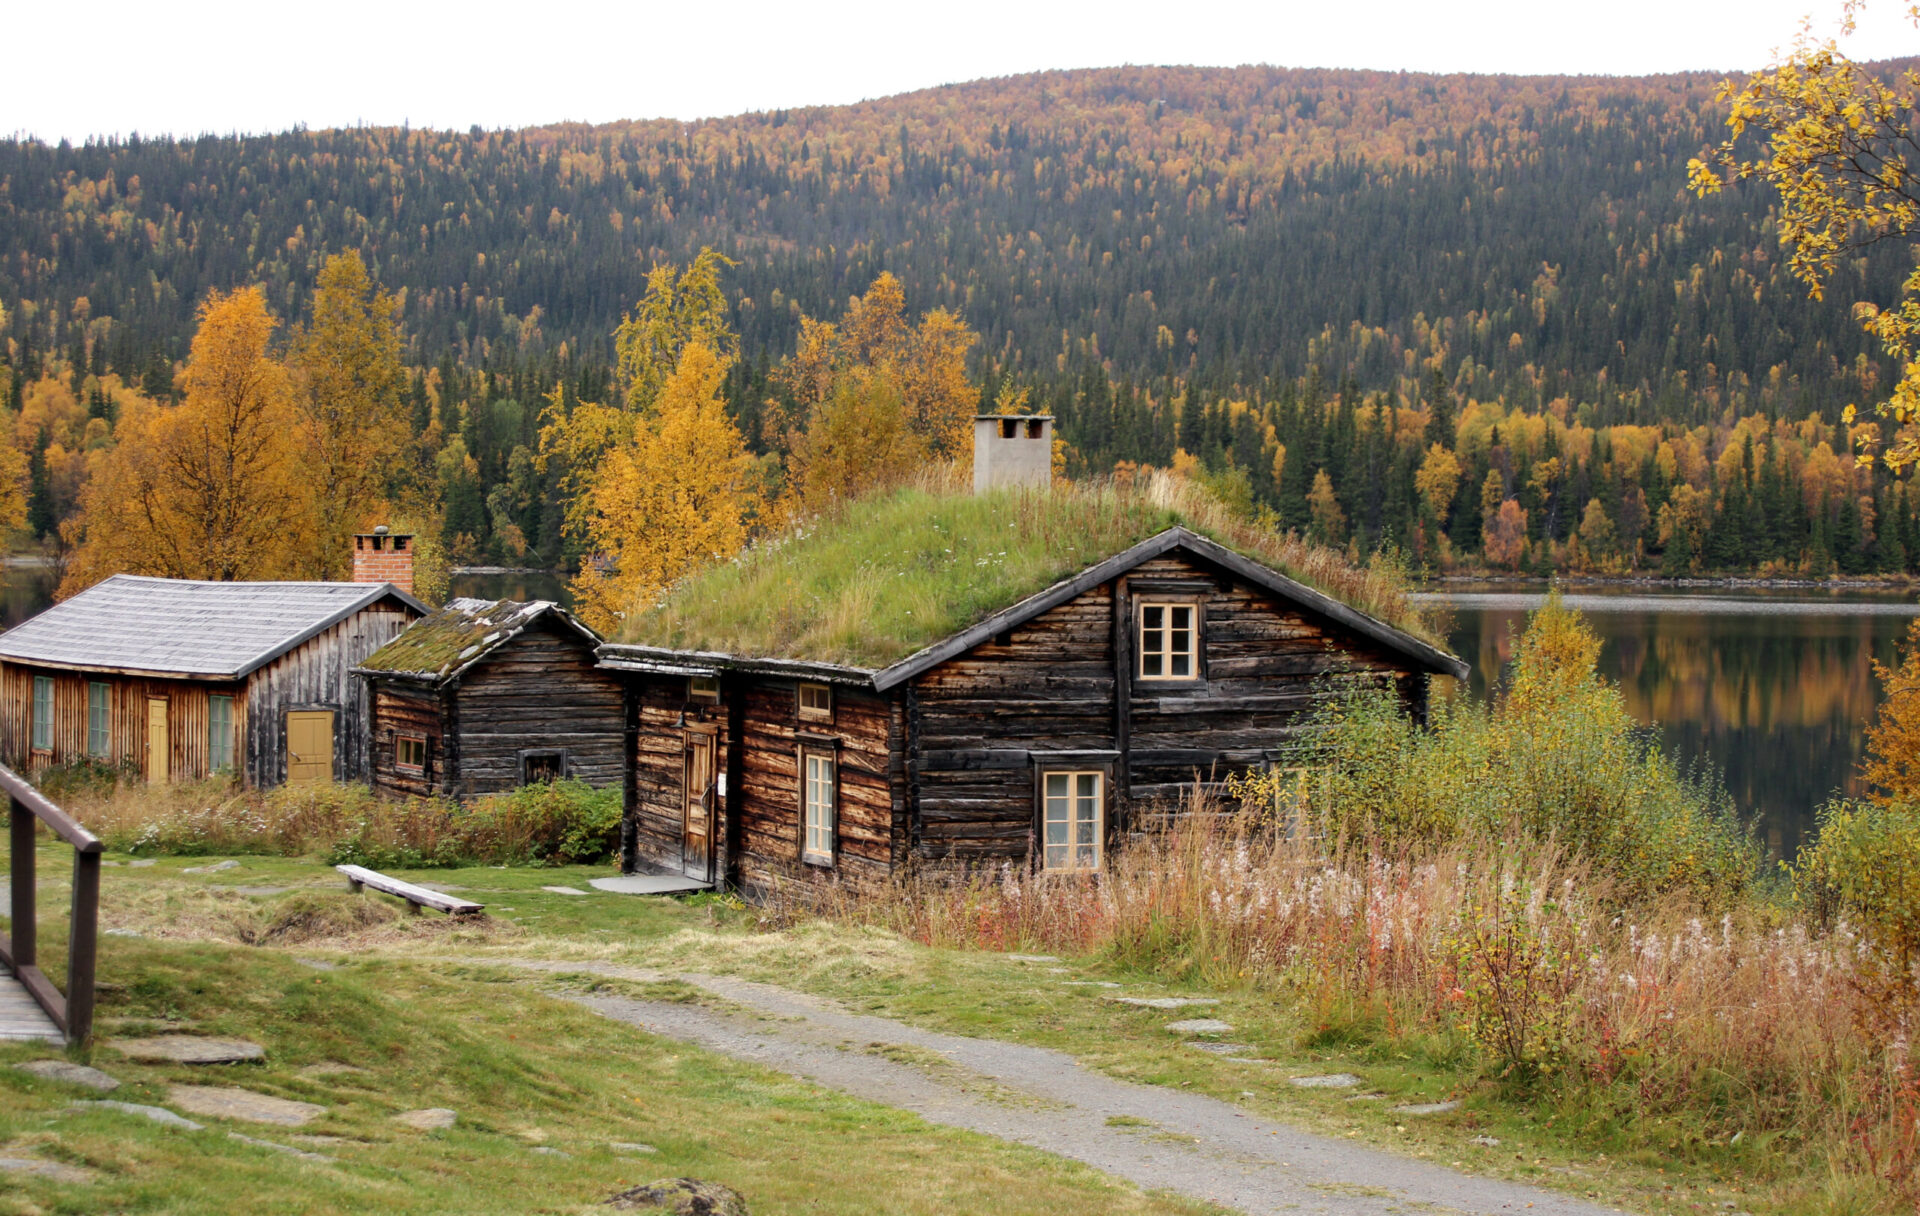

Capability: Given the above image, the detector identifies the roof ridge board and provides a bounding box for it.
[595,642,876,684]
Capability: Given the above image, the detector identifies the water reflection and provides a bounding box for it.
[1424,587,1920,858]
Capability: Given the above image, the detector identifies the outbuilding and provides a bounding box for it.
[0,572,424,786]
[354,598,622,797]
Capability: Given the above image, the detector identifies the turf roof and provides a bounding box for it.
[619,480,1438,669]
[357,598,598,682]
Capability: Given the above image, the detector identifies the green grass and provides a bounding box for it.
[621,476,1438,666]
[2,849,1220,1216]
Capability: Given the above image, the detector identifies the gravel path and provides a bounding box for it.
[509,959,1635,1216]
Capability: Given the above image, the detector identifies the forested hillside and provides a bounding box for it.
[1,63,1914,584]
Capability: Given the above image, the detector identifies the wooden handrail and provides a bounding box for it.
[0,762,100,1046]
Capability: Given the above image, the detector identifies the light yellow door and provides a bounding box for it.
[287,710,334,785]
[145,699,168,783]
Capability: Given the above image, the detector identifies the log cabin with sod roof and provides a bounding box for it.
[353,598,621,797]
[0,560,425,787]
[598,433,1467,895]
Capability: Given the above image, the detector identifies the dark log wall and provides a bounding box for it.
[907,549,1425,867]
[449,618,624,794]
[625,672,898,896]
[247,602,417,787]
[732,679,895,897]
[0,663,244,782]
[366,683,447,797]
[629,674,729,875]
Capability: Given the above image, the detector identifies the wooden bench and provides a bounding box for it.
[335,865,485,916]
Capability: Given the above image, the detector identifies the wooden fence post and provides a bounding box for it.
[66,849,99,1046]
[8,797,33,970]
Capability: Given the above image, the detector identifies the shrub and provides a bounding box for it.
[1795,799,1920,1018]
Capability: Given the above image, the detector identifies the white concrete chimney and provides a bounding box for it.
[972,414,1054,493]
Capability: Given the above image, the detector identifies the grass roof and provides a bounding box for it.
[359,598,567,680]
[619,473,1439,669]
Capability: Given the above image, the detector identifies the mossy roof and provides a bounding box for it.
[355,597,601,683]
[614,482,1455,675]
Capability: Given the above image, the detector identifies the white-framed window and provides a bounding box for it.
[689,675,720,703]
[395,734,427,773]
[798,681,833,721]
[31,676,53,751]
[1041,770,1104,872]
[1138,602,1198,680]
[208,695,234,772]
[801,750,836,865]
[87,682,110,758]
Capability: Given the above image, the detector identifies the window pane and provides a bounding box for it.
[87,683,108,758]
[32,677,51,750]
[804,754,834,859]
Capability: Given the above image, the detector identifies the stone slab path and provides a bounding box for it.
[506,960,1634,1216]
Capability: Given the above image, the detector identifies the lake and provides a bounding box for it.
[1425,586,1920,858]
[2,565,1904,855]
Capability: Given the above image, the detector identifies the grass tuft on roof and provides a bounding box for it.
[618,470,1439,669]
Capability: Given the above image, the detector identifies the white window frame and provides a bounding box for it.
[801,749,836,866]
[31,675,53,752]
[208,695,234,773]
[1040,769,1104,873]
[87,681,110,758]
[798,681,833,722]
[1137,601,1199,681]
[395,733,427,773]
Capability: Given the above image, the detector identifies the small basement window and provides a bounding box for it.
[31,675,52,752]
[1138,602,1199,681]
[522,750,566,784]
[801,749,836,865]
[798,682,833,721]
[1041,770,1103,872]
[689,675,720,703]
[395,734,427,773]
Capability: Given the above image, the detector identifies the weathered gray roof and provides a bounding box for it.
[0,575,427,679]
[354,598,602,684]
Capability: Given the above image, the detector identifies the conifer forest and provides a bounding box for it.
[4,62,1917,584]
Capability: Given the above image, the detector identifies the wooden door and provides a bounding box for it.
[287,710,334,785]
[682,734,715,881]
[144,699,168,784]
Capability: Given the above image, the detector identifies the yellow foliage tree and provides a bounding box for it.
[62,287,308,592]
[1690,2,1920,469]
[1414,443,1462,519]
[787,370,930,510]
[1865,617,1920,803]
[772,273,978,494]
[1577,497,1617,564]
[288,251,407,578]
[1483,498,1528,569]
[1306,469,1346,545]
[570,342,759,631]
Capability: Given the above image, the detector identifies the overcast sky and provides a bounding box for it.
[9,0,1920,142]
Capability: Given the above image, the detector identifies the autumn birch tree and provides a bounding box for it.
[570,341,758,631]
[289,250,408,578]
[62,287,307,592]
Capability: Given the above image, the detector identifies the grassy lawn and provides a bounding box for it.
[1,845,1836,1214]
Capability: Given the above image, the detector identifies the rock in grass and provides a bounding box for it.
[605,1178,750,1214]
[1164,1018,1234,1034]
[1005,953,1060,963]
[1185,1041,1255,1055]
[227,1132,333,1163]
[112,1035,265,1064]
[168,1084,326,1126]
[393,1107,457,1131]
[1106,996,1219,1010]
[609,1141,660,1155]
[1391,1100,1462,1116]
[541,886,590,895]
[183,859,240,874]
[72,1100,204,1130]
[1287,1073,1363,1089]
[14,1059,120,1092]
[0,1156,94,1184]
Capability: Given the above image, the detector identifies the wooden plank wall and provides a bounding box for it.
[0,663,244,782]
[246,602,417,787]
[450,619,624,794]
[629,674,725,872]
[909,583,1117,864]
[366,683,447,797]
[907,550,1424,869]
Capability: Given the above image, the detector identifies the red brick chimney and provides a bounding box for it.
[352,526,414,594]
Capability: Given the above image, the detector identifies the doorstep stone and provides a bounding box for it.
[168,1085,325,1126]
